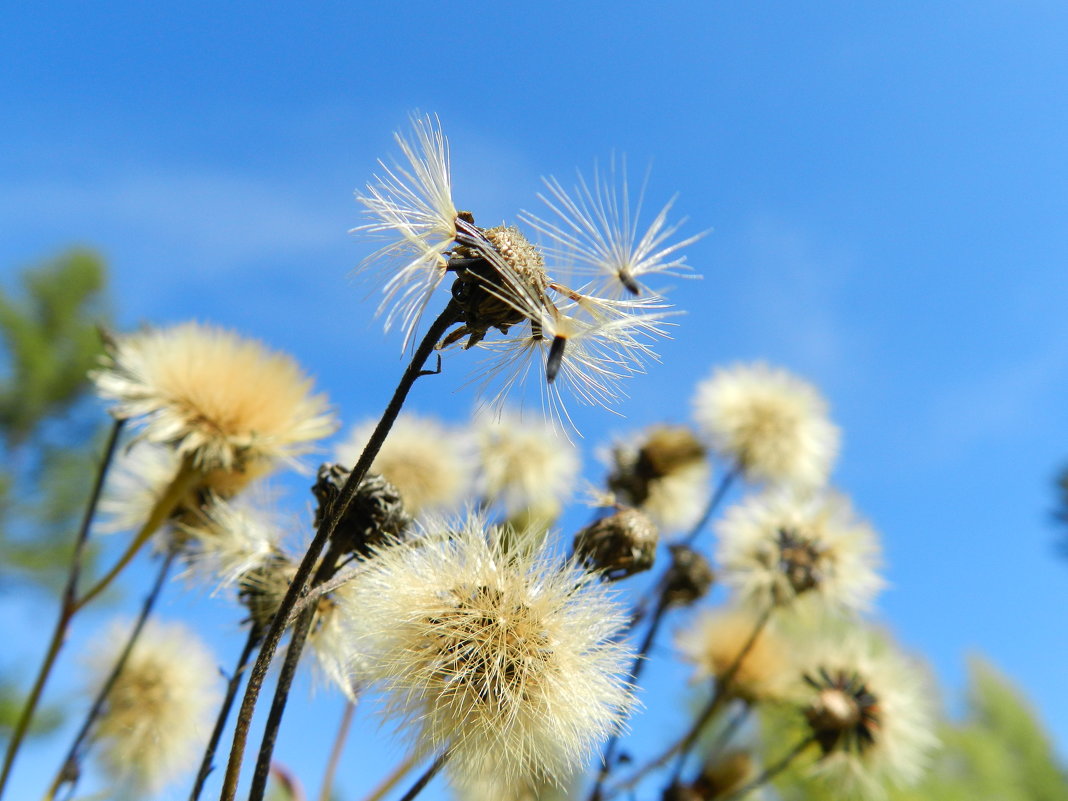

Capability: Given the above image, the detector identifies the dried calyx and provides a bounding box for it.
[774,526,826,600]
[803,667,880,756]
[608,426,706,507]
[663,544,715,607]
[574,507,659,581]
[313,463,412,558]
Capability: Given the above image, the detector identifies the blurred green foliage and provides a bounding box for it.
[0,248,111,739]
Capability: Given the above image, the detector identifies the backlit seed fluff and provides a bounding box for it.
[677,607,791,702]
[335,413,473,517]
[693,363,839,488]
[353,113,459,347]
[178,493,284,591]
[473,408,580,516]
[605,425,711,532]
[716,491,884,614]
[341,516,635,786]
[91,322,338,473]
[798,628,938,799]
[86,618,220,796]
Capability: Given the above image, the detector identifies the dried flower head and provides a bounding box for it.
[342,516,634,786]
[716,491,883,614]
[574,506,659,580]
[91,322,337,474]
[677,607,791,702]
[87,618,220,796]
[693,363,839,488]
[313,464,412,557]
[522,158,704,297]
[798,628,938,799]
[473,408,580,516]
[662,544,716,607]
[606,425,711,532]
[335,414,473,517]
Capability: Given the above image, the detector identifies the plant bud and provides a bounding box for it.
[574,507,659,581]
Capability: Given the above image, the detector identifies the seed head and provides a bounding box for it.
[663,544,715,607]
[574,507,659,581]
[313,463,412,557]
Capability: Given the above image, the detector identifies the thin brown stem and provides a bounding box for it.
[317,701,356,801]
[358,752,421,801]
[188,628,261,801]
[719,735,815,801]
[0,418,124,799]
[44,549,177,801]
[397,751,449,801]
[219,301,461,801]
[681,466,738,546]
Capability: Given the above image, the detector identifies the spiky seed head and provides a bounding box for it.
[335,414,473,517]
[341,516,635,787]
[473,408,581,517]
[677,607,791,702]
[574,507,659,581]
[663,544,715,607]
[91,322,337,474]
[716,491,884,614]
[693,363,839,488]
[86,619,220,796]
[606,425,711,532]
[796,628,939,799]
[313,464,412,557]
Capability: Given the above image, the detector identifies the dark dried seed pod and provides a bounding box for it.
[663,544,715,606]
[608,425,707,506]
[313,463,411,558]
[574,507,659,581]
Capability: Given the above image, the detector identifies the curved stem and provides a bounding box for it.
[43,549,177,801]
[358,752,421,801]
[188,628,261,801]
[74,457,199,611]
[681,465,737,546]
[719,735,815,801]
[219,301,461,801]
[397,751,449,801]
[317,701,356,801]
[0,418,124,799]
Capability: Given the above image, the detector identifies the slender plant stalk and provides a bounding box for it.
[248,541,344,800]
[397,751,449,801]
[0,418,124,799]
[317,701,356,801]
[603,606,773,800]
[219,301,461,801]
[188,628,261,801]
[74,458,200,611]
[681,465,738,546]
[43,549,177,801]
[358,752,421,801]
[719,735,815,801]
[589,467,739,801]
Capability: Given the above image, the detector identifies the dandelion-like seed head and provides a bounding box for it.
[343,516,635,786]
[335,414,473,517]
[693,363,839,488]
[91,322,337,474]
[87,619,220,796]
[677,607,791,702]
[716,491,884,614]
[473,408,580,516]
[798,629,938,799]
[606,425,710,532]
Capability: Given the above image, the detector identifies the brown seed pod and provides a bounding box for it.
[574,507,659,581]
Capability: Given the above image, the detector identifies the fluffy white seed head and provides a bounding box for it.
[715,490,884,615]
[86,618,221,796]
[335,413,473,517]
[91,322,337,474]
[473,408,581,517]
[797,627,939,799]
[340,516,635,787]
[354,113,459,347]
[693,363,839,488]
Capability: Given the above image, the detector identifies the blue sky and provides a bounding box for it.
[3,2,1068,799]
